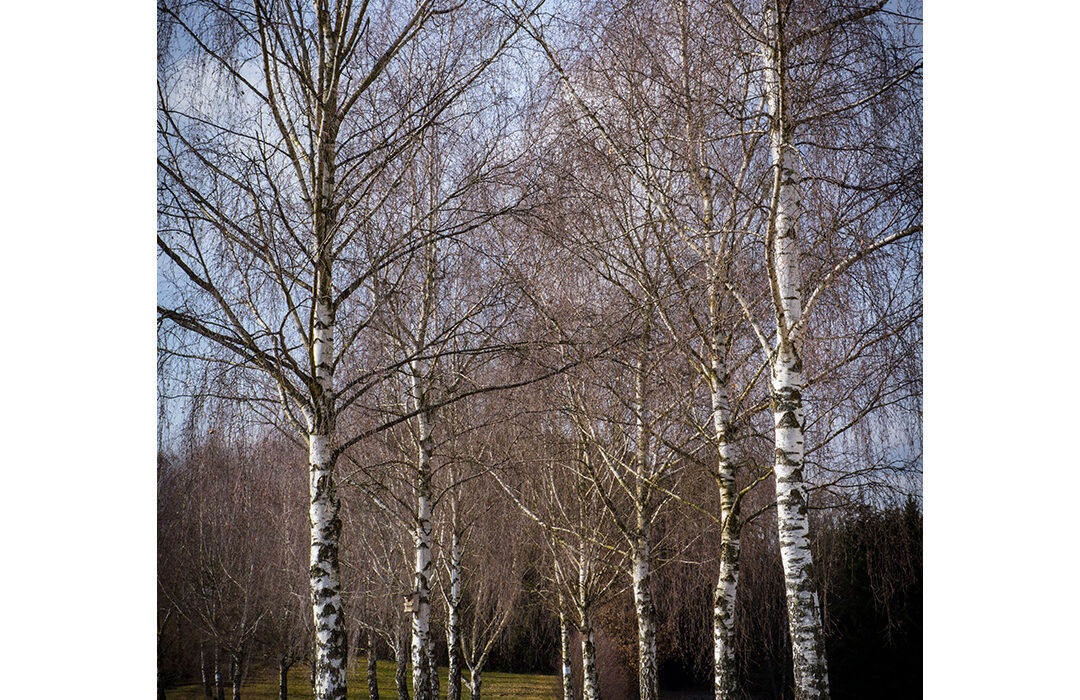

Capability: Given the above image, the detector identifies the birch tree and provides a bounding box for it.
[524,27,736,699]
[159,2,423,695]
[657,8,767,693]
[454,477,526,700]
[360,146,533,698]
[521,3,919,696]
[435,400,508,700]
[491,389,627,700]
[709,2,922,697]
[516,8,766,694]
[341,482,413,700]
[158,1,541,697]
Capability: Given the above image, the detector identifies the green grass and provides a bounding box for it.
[166,659,559,699]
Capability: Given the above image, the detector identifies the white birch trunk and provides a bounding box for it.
[307,9,347,696]
[632,536,659,700]
[579,537,600,700]
[559,610,573,700]
[770,343,829,700]
[711,377,740,699]
[685,11,742,684]
[447,529,463,700]
[427,632,439,700]
[760,10,830,698]
[580,618,600,700]
[631,345,659,700]
[308,430,348,700]
[411,405,435,700]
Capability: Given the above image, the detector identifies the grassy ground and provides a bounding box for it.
[166,659,559,700]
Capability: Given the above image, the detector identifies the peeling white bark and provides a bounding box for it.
[711,379,740,700]
[581,619,600,700]
[309,432,348,700]
[632,536,659,700]
[559,610,573,700]
[411,401,435,700]
[759,8,830,697]
[770,343,829,700]
[447,529,463,700]
[629,344,660,700]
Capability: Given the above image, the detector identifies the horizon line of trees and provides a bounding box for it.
[158,409,921,699]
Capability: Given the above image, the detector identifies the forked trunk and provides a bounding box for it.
[468,669,483,700]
